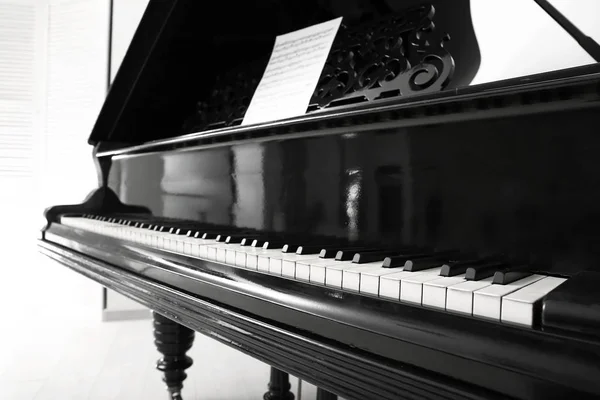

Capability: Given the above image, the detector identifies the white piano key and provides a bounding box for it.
[400,267,444,304]
[255,249,283,272]
[307,259,340,285]
[422,275,466,309]
[206,243,229,261]
[191,240,202,257]
[379,270,408,300]
[258,255,271,272]
[341,262,385,292]
[198,243,210,258]
[280,254,319,278]
[325,262,367,288]
[165,237,177,252]
[217,247,229,263]
[360,267,405,296]
[226,248,237,265]
[379,268,442,301]
[235,250,248,267]
[473,274,545,320]
[295,261,312,281]
[446,277,494,315]
[206,245,218,260]
[184,241,193,255]
[246,249,260,270]
[501,276,567,327]
[269,257,284,275]
[176,239,185,254]
[310,265,327,285]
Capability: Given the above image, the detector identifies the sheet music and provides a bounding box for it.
[242,17,343,126]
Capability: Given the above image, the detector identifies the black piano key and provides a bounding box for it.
[281,236,334,253]
[296,245,324,254]
[403,255,454,272]
[319,245,369,258]
[335,247,388,261]
[215,231,253,242]
[465,261,509,281]
[282,243,302,253]
[440,258,494,277]
[225,236,243,244]
[336,246,405,261]
[296,243,347,255]
[263,241,289,249]
[251,239,271,247]
[383,254,422,268]
[261,235,315,250]
[352,248,422,264]
[241,237,260,246]
[381,251,457,268]
[492,265,533,284]
[225,234,260,244]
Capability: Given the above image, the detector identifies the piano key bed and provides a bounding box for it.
[58,214,567,328]
[39,213,600,399]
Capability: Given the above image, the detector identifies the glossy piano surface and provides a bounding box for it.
[40,222,600,399]
[38,0,600,398]
[108,89,600,278]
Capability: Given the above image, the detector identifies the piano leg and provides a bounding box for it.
[317,387,338,400]
[153,312,195,400]
[264,367,295,400]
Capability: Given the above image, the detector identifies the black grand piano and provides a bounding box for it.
[38,0,600,399]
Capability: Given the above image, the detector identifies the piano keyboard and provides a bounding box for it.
[59,215,569,328]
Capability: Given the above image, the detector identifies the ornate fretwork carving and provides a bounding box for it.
[183,59,265,132]
[183,4,454,133]
[310,4,454,109]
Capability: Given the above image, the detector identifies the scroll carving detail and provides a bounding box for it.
[310,4,454,109]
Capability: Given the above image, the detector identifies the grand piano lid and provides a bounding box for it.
[88,0,482,146]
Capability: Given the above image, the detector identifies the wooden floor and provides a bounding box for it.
[1,239,329,400]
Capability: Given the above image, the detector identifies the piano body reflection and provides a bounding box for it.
[39,0,600,399]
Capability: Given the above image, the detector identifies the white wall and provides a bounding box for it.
[470,0,599,85]
[43,0,109,207]
[0,0,47,239]
[111,0,148,81]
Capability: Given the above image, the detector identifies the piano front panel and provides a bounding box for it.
[108,105,600,276]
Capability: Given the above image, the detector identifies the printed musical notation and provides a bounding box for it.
[242,17,342,126]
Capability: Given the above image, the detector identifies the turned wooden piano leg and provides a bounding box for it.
[153,312,195,400]
[317,387,338,400]
[264,367,295,400]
